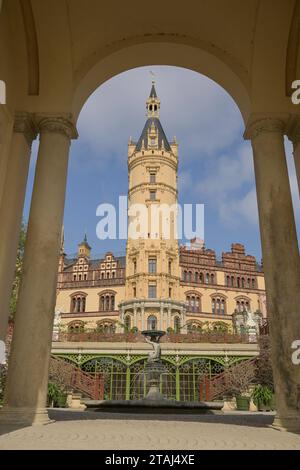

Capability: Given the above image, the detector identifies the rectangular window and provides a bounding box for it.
[150,173,156,183]
[150,190,156,201]
[148,257,157,274]
[168,260,172,275]
[148,283,157,299]
[133,258,137,274]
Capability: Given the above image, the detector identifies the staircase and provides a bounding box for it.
[199,358,257,401]
[49,356,104,400]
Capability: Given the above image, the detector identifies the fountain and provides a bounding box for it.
[84,330,223,413]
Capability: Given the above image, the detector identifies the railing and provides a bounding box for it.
[49,356,104,399]
[60,310,119,318]
[164,332,251,344]
[56,331,253,343]
[58,277,125,289]
[199,357,257,401]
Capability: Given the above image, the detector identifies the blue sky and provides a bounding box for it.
[23,66,300,261]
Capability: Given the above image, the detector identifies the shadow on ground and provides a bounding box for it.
[49,408,275,427]
[0,408,276,437]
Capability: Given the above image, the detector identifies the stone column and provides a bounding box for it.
[0,115,77,426]
[181,307,187,333]
[0,112,37,342]
[168,307,171,330]
[141,305,145,330]
[133,305,137,328]
[245,117,300,433]
[288,119,300,196]
[0,105,13,206]
[159,304,163,330]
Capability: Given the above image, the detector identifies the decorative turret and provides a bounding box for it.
[146,81,160,118]
[78,233,91,258]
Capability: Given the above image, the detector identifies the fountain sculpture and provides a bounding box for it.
[84,330,223,413]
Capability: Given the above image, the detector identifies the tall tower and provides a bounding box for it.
[119,83,187,333]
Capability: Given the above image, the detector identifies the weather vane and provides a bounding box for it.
[150,70,155,84]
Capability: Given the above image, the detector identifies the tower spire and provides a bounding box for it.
[146,81,160,118]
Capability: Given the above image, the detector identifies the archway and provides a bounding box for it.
[1,28,299,432]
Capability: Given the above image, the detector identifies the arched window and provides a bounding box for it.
[199,272,203,283]
[211,273,215,284]
[237,277,240,288]
[124,314,131,331]
[99,291,116,311]
[147,315,157,330]
[188,271,192,282]
[236,298,250,312]
[231,276,234,287]
[186,292,201,312]
[241,277,245,288]
[226,275,230,286]
[97,320,116,335]
[187,321,203,334]
[205,273,209,284]
[174,316,180,333]
[68,321,84,333]
[252,278,256,289]
[70,293,87,313]
[212,296,226,315]
[195,272,199,283]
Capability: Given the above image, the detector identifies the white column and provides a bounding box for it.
[159,305,163,330]
[181,307,187,333]
[168,307,171,329]
[141,305,145,330]
[0,115,77,426]
[0,112,37,341]
[246,117,300,433]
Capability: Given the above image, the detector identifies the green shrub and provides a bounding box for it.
[251,384,273,407]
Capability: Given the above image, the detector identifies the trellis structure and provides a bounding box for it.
[52,353,252,402]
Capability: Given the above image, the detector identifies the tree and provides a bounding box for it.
[9,222,27,319]
[225,360,256,396]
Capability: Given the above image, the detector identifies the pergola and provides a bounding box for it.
[0,0,299,432]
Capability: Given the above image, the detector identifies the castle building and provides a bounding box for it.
[55,84,266,336]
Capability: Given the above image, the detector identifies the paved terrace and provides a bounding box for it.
[0,410,300,450]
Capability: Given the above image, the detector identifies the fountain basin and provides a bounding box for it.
[84,398,224,414]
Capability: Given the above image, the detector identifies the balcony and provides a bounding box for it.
[58,277,125,289]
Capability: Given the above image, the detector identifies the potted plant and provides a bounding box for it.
[225,360,256,411]
[56,391,67,408]
[47,382,60,408]
[251,384,273,411]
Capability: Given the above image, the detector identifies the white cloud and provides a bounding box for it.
[76,66,243,167]
[219,188,259,228]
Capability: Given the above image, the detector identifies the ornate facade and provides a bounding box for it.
[55,84,266,335]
